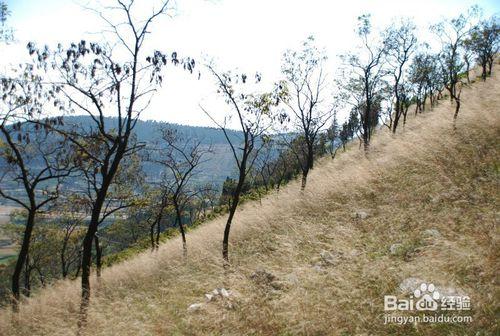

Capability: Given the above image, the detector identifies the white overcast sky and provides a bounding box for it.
[2,0,499,127]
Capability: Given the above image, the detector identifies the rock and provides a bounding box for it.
[219,288,230,298]
[187,303,203,312]
[422,229,441,238]
[430,195,441,204]
[353,210,369,220]
[389,243,404,255]
[205,288,232,301]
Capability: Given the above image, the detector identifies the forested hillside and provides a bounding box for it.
[0,62,498,336]
[0,0,498,335]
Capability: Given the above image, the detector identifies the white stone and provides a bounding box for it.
[219,288,231,298]
[353,210,369,220]
[187,303,203,312]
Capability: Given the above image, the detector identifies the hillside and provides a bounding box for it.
[0,66,498,335]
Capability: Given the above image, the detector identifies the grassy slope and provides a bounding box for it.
[0,66,498,336]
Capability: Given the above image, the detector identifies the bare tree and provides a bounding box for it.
[153,127,211,255]
[278,36,335,189]
[201,65,283,265]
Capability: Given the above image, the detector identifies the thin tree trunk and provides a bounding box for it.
[155,218,161,250]
[465,60,470,84]
[23,253,30,297]
[222,156,247,265]
[453,98,460,120]
[300,170,308,191]
[11,209,35,311]
[174,201,187,257]
[94,235,102,278]
[150,223,156,251]
[78,191,107,329]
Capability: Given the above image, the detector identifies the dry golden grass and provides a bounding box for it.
[0,66,498,335]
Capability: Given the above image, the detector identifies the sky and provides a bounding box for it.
[2,0,499,127]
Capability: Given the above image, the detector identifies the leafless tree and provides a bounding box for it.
[201,65,283,265]
[153,127,211,255]
[278,36,335,189]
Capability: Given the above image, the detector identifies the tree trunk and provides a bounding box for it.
[453,98,460,120]
[23,253,30,297]
[78,191,107,328]
[78,228,95,328]
[174,201,187,257]
[392,110,400,134]
[155,217,161,250]
[300,169,308,191]
[465,60,470,84]
[300,142,314,190]
[222,155,247,265]
[11,209,35,311]
[94,235,102,278]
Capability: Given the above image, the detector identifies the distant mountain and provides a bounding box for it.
[62,115,244,185]
[0,116,245,205]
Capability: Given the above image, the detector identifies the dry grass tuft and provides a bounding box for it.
[0,66,499,335]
